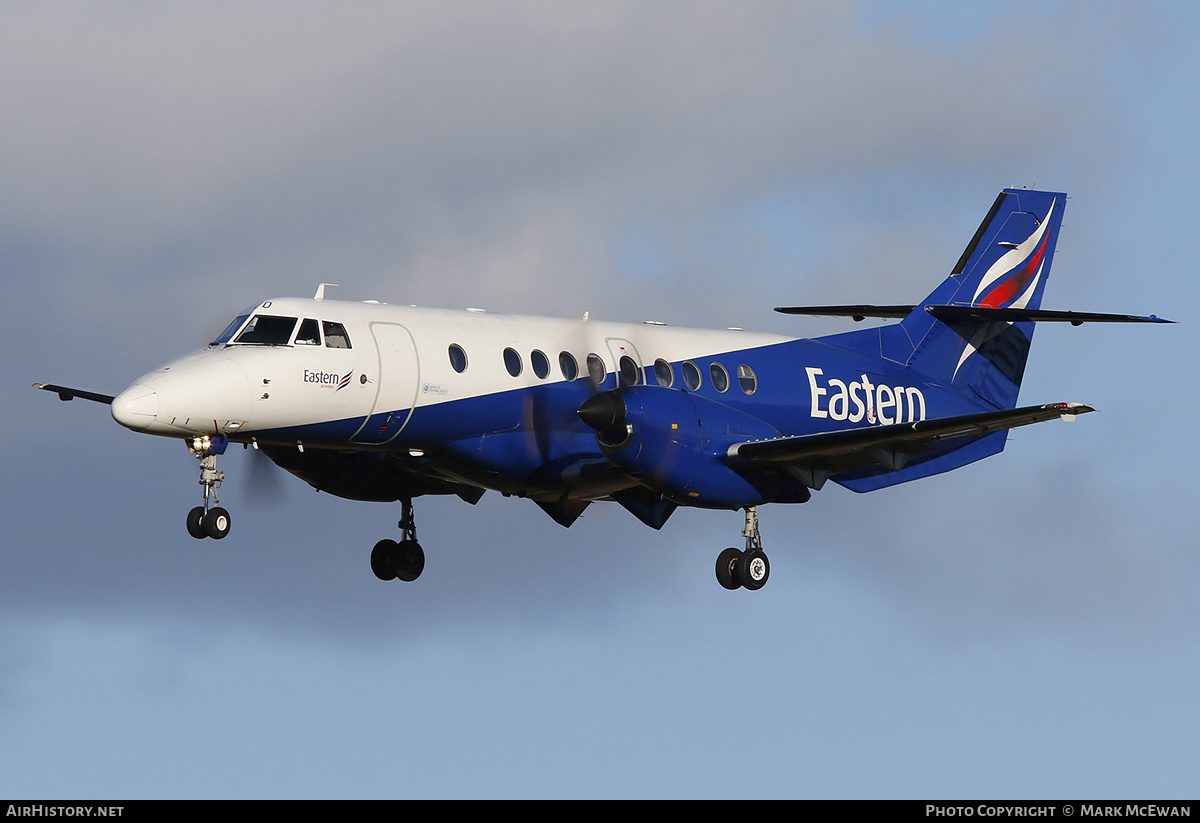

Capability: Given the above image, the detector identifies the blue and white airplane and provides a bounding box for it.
[36,188,1168,590]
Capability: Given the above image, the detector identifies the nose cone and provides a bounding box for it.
[110,355,253,437]
[111,383,160,432]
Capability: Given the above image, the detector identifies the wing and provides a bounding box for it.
[33,383,116,404]
[726,402,1093,490]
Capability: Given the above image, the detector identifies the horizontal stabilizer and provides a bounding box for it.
[33,383,116,405]
[775,305,1172,325]
[727,402,1093,489]
[925,306,1173,325]
[774,304,914,321]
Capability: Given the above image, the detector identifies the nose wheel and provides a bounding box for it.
[714,507,770,591]
[371,498,425,582]
[185,437,232,540]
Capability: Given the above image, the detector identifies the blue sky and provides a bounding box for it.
[3,1,1198,798]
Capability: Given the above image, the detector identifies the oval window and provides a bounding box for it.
[503,347,522,377]
[586,353,607,387]
[654,358,674,388]
[738,364,757,395]
[710,363,729,393]
[531,349,550,379]
[559,351,578,381]
[619,355,641,387]
[448,344,468,373]
[682,360,702,391]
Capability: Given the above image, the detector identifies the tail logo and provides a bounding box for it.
[971,201,1054,310]
[952,203,1055,380]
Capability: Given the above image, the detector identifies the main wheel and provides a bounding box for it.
[186,506,208,539]
[715,547,743,590]
[371,539,398,581]
[394,539,425,582]
[203,507,231,539]
[738,549,769,591]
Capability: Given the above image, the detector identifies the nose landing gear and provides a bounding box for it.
[714,506,770,591]
[185,436,231,540]
[370,497,426,582]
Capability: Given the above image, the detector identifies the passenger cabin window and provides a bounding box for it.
[448,343,468,373]
[211,314,250,346]
[710,362,730,393]
[619,355,641,387]
[738,364,758,395]
[531,349,550,379]
[323,321,351,349]
[559,352,579,381]
[586,353,607,387]
[503,347,522,377]
[234,315,298,345]
[682,360,702,391]
[295,318,321,345]
[654,358,674,388]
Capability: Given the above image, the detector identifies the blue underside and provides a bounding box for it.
[246,336,1006,509]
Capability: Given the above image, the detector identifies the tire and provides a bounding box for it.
[186,506,208,539]
[371,539,398,581]
[394,539,425,582]
[715,547,742,590]
[203,507,231,540]
[738,549,769,591]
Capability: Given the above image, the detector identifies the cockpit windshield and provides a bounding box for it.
[233,314,299,345]
[211,314,250,346]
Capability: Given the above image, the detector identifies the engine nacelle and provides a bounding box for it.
[578,386,808,508]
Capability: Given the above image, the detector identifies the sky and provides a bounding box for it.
[2,0,1198,799]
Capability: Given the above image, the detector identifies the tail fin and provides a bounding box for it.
[886,188,1067,408]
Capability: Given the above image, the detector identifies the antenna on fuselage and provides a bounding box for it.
[314,283,340,300]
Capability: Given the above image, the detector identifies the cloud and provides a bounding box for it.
[1,2,1128,316]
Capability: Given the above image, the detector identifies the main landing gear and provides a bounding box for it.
[186,436,232,540]
[715,506,770,591]
[370,498,426,583]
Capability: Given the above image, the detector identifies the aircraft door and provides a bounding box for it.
[351,322,420,445]
[606,337,646,387]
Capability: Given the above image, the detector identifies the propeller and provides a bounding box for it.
[242,442,288,507]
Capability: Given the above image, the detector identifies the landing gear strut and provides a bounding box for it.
[186,436,231,540]
[715,506,770,591]
[371,497,426,582]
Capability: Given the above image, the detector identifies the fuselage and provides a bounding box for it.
[110,295,979,508]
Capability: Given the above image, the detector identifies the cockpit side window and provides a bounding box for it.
[323,321,351,349]
[234,315,299,345]
[211,314,250,346]
[295,318,321,345]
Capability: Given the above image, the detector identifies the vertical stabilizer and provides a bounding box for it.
[886,188,1068,409]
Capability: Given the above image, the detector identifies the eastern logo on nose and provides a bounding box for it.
[304,370,354,391]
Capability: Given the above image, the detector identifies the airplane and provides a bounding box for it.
[35,188,1169,591]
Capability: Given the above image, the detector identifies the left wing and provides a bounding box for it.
[726,402,1093,490]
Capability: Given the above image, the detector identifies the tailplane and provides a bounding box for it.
[772,188,1169,492]
[895,188,1066,408]
[781,189,1068,410]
